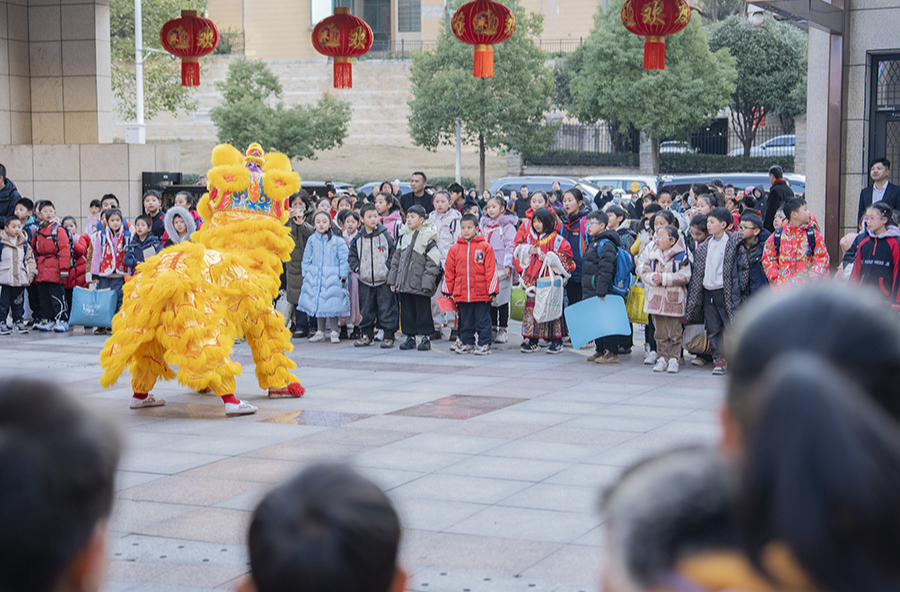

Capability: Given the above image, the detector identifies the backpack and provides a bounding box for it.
[35,223,77,271]
[599,239,636,297]
[773,227,816,259]
[651,251,687,273]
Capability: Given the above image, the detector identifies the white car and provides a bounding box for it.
[728,134,796,157]
[583,175,658,194]
[659,140,697,154]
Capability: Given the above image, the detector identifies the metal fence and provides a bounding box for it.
[360,38,582,59]
[551,122,641,154]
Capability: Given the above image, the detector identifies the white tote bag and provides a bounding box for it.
[531,259,565,323]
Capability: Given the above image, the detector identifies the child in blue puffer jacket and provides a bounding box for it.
[298,211,350,344]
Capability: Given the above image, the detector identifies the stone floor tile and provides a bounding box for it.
[438,455,570,482]
[390,497,490,531]
[239,439,369,462]
[109,499,198,533]
[523,427,637,447]
[541,463,624,489]
[404,532,563,573]
[118,449,229,475]
[118,475,268,506]
[446,506,602,543]
[388,432,510,455]
[483,439,605,462]
[178,457,303,484]
[497,483,599,514]
[389,474,532,505]
[519,545,603,585]
[140,508,251,545]
[350,447,471,472]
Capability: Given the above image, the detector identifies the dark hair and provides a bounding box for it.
[432,190,451,203]
[101,193,119,207]
[563,187,584,203]
[587,209,609,225]
[312,211,337,237]
[658,225,680,241]
[38,200,55,211]
[317,197,332,209]
[870,157,891,170]
[375,192,403,215]
[379,181,393,193]
[725,183,734,190]
[783,197,806,221]
[406,204,426,218]
[691,183,710,196]
[643,192,659,203]
[412,171,427,182]
[866,201,895,226]
[0,379,122,592]
[739,355,900,592]
[529,190,549,205]
[460,213,479,226]
[104,208,124,222]
[487,195,510,214]
[337,195,353,209]
[690,214,709,231]
[360,203,377,217]
[707,207,732,226]
[61,215,77,228]
[337,209,360,226]
[643,203,663,216]
[248,464,401,592]
[461,202,479,216]
[696,194,716,209]
[16,197,34,212]
[134,214,152,228]
[174,191,194,208]
[768,165,784,179]
[0,163,5,178]
[741,194,757,209]
[447,182,465,195]
[532,208,556,236]
[142,189,161,202]
[606,205,628,221]
[740,213,763,229]
[290,189,310,208]
[89,198,101,209]
[520,184,529,191]
[652,210,678,227]
[6,215,21,225]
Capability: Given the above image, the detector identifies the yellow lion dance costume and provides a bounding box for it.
[99,143,305,416]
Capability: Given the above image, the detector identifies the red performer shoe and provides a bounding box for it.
[268,383,305,398]
[130,393,166,409]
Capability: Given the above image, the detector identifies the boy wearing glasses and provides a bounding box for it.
[582,210,624,364]
[736,213,770,298]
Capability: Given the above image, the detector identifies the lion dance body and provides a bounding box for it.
[99,143,305,416]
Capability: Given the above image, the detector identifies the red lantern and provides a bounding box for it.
[621,0,690,70]
[451,0,516,78]
[311,7,374,89]
[160,10,219,86]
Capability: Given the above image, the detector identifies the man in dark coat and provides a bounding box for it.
[399,171,433,214]
[0,163,22,222]
[857,157,900,222]
[762,165,795,232]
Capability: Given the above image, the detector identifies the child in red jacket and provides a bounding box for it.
[31,201,71,332]
[442,214,499,355]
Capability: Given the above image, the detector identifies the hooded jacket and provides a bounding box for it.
[686,232,747,324]
[284,201,317,304]
[480,213,517,270]
[736,228,771,297]
[379,209,404,242]
[0,179,22,219]
[162,206,197,248]
[0,229,37,287]
[388,222,442,296]
[124,233,162,270]
[31,221,71,284]
[441,234,498,303]
[640,237,692,317]
[298,230,350,318]
[851,225,900,307]
[349,223,395,287]
[91,224,132,277]
[65,233,91,289]
[582,228,621,300]
[562,205,591,282]
[761,223,829,288]
[427,207,462,264]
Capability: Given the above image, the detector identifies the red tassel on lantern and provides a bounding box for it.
[452,0,516,79]
[473,44,494,78]
[643,36,666,70]
[311,8,373,89]
[621,0,690,71]
[182,57,200,86]
[160,11,219,87]
[334,57,353,89]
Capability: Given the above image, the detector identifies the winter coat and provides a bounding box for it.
[686,232,746,324]
[513,229,575,287]
[480,213,517,276]
[562,205,591,282]
[427,208,462,264]
[91,226,132,277]
[388,222,442,296]
[65,233,91,289]
[400,190,434,214]
[582,229,620,299]
[31,222,71,284]
[514,208,562,246]
[124,233,162,270]
[379,209,404,242]
[736,229,771,297]
[0,179,22,219]
[349,223,395,287]
[162,206,197,248]
[160,208,202,244]
[146,211,166,238]
[285,204,316,305]
[512,196,531,220]
[851,225,900,307]
[0,229,37,287]
[763,179,795,231]
[641,238,692,317]
[298,231,350,317]
[761,224,829,288]
[441,234,498,303]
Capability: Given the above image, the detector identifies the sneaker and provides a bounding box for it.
[667,359,680,374]
[308,331,326,343]
[474,344,492,356]
[0,323,10,336]
[92,326,107,335]
[37,321,54,332]
[455,343,474,355]
[292,329,308,339]
[399,336,417,350]
[618,346,632,355]
[354,334,374,347]
[53,321,70,332]
[130,394,165,409]
[225,400,258,416]
[712,360,727,375]
[14,321,28,334]
[430,330,443,340]
[330,331,340,344]
[587,350,601,362]
[546,342,564,354]
[494,328,508,343]
[449,338,463,352]
[653,358,668,373]
[520,341,540,353]
[349,326,361,340]
[380,338,395,348]
[374,329,384,342]
[595,351,620,364]
[339,326,349,340]
[417,336,431,351]
[691,356,709,367]
[643,350,659,365]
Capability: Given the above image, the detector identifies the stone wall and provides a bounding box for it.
[116,55,416,147]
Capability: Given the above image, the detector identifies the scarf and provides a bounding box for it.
[99,227,129,276]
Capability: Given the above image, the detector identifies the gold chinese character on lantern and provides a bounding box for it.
[452,11,466,37]
[675,2,689,25]
[349,25,367,50]
[504,15,515,36]
[473,10,499,35]
[197,26,216,49]
[317,23,341,48]
[641,0,665,26]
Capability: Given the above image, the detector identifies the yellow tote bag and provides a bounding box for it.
[626,285,648,325]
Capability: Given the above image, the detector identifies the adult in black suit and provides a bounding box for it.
[763,165,796,231]
[399,171,433,214]
[857,158,900,223]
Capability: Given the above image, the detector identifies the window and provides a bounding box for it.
[311,0,355,26]
[398,0,421,32]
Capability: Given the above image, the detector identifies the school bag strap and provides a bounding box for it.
[773,228,816,258]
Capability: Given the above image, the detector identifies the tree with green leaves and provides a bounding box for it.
[708,15,807,156]
[111,0,206,121]
[565,0,736,172]
[407,0,557,190]
[210,60,351,161]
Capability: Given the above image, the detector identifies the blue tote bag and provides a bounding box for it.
[69,286,117,329]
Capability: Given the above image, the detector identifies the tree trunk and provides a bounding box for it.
[479,133,486,193]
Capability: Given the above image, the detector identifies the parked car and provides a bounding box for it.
[356,181,413,198]
[727,134,796,157]
[659,140,697,154]
[657,172,806,199]
[299,181,354,199]
[583,175,659,194]
[489,176,601,202]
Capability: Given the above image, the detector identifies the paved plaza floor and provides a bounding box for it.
[0,323,724,592]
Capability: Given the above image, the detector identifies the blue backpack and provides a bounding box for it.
[599,239,636,297]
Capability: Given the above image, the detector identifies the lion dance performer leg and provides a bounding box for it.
[99,143,305,416]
